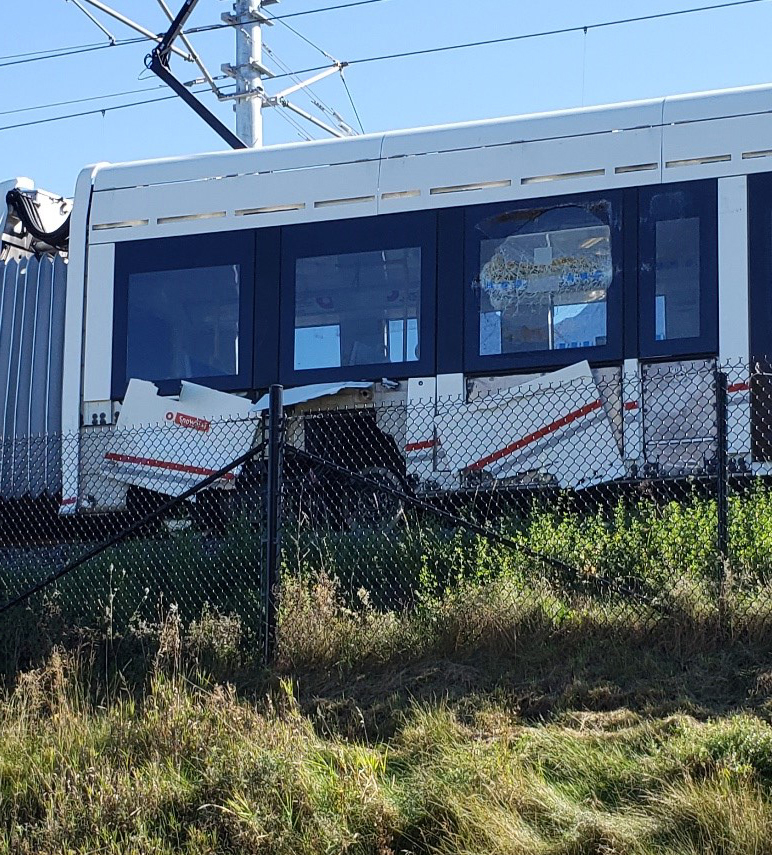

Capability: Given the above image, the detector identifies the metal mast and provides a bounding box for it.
[66,0,359,150]
[222,0,276,148]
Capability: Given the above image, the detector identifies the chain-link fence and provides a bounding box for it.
[277,359,772,656]
[0,417,271,676]
[2,358,772,675]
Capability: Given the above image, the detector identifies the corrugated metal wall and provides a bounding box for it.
[0,253,66,499]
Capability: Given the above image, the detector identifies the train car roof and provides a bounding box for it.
[90,82,772,193]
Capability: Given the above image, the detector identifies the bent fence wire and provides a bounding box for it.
[0,419,271,673]
[278,358,772,652]
[1,358,772,673]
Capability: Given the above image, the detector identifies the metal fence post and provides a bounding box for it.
[264,384,284,663]
[715,369,729,566]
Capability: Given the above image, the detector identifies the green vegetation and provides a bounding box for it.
[5,486,772,666]
[3,488,772,851]
[2,572,772,853]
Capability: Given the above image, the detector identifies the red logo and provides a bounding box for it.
[165,411,211,432]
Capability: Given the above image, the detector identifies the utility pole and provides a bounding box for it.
[68,0,357,151]
[222,0,277,148]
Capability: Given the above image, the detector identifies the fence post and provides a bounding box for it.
[263,384,284,663]
[715,369,729,566]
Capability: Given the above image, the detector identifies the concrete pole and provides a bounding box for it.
[233,0,264,148]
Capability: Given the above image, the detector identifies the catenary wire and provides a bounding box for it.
[265,0,772,81]
[0,0,395,67]
[0,86,221,134]
[1,0,769,130]
[0,41,107,61]
[0,85,166,118]
[2,0,766,69]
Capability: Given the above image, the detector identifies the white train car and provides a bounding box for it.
[6,82,772,512]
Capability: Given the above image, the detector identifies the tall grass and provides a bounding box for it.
[4,642,772,854]
[5,486,772,677]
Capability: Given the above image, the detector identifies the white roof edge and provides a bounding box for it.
[91,81,772,188]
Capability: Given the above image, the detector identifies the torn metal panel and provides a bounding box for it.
[251,381,373,411]
[438,361,625,489]
[104,379,257,496]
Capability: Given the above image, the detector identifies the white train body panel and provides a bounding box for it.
[10,84,772,506]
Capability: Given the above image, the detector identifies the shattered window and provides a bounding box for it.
[473,201,615,357]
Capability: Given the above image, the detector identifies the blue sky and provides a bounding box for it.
[2,0,772,196]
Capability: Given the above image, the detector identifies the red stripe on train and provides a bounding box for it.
[104,452,235,481]
[464,399,604,472]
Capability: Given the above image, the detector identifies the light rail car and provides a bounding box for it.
[5,83,772,512]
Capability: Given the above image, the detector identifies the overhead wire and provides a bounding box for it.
[2,0,765,69]
[0,41,108,61]
[265,0,772,81]
[274,105,314,141]
[261,7,363,133]
[262,41,353,134]
[0,85,223,134]
[341,72,365,134]
[0,84,166,118]
[0,40,137,69]
[186,0,394,33]
[263,8,337,62]
[1,0,769,132]
[0,0,395,68]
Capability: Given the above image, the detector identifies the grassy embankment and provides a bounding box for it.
[3,570,772,854]
[3,489,772,851]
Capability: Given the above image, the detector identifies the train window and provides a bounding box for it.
[294,247,422,370]
[112,231,255,397]
[280,212,437,384]
[126,265,240,380]
[638,181,717,358]
[464,192,623,372]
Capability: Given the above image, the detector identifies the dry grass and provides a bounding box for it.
[2,575,772,852]
[3,646,772,853]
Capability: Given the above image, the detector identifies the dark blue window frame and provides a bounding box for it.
[749,171,772,365]
[637,180,718,360]
[462,190,625,374]
[747,172,772,461]
[279,211,438,386]
[112,230,256,398]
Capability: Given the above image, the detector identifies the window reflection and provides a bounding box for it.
[654,216,701,341]
[126,264,240,382]
[294,247,421,371]
[475,203,613,357]
[294,325,341,370]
